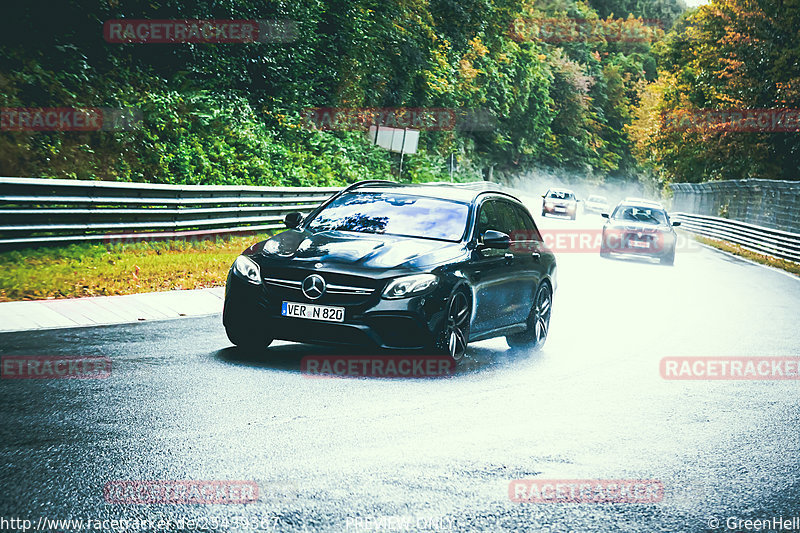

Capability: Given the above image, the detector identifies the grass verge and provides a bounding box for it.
[0,233,272,302]
[695,236,800,277]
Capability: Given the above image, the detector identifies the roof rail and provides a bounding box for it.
[342,179,398,192]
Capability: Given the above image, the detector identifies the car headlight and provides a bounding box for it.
[382,274,438,299]
[545,201,554,208]
[232,255,261,284]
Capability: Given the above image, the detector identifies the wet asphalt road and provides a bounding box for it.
[1,211,800,533]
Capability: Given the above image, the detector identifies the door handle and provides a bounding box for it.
[531,252,541,260]
[504,253,514,263]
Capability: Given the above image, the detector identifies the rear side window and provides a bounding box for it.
[512,204,542,241]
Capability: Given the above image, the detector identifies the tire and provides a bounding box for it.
[660,248,675,266]
[435,290,471,362]
[506,282,552,351]
[570,213,577,220]
[225,325,273,352]
[541,210,547,217]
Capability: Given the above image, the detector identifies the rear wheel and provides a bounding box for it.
[437,290,470,362]
[506,282,552,351]
[660,248,675,266]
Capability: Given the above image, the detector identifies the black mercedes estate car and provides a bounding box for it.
[223,180,557,360]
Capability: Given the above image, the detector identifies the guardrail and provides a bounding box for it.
[0,177,341,248]
[671,179,800,234]
[673,212,800,263]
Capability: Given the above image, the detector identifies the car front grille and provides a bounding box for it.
[260,268,379,305]
[262,277,374,296]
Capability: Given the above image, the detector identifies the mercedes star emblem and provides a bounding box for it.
[302,274,326,300]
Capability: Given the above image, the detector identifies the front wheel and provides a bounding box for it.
[506,282,552,351]
[225,325,273,352]
[436,290,471,362]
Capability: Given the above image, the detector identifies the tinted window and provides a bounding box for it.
[306,192,470,241]
[477,200,516,237]
[512,204,542,241]
[548,190,575,200]
[611,205,668,225]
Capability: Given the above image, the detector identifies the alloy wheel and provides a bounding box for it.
[445,292,470,361]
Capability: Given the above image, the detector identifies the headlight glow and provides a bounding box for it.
[232,255,261,284]
[382,274,438,299]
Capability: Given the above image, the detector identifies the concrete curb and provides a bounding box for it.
[0,287,225,333]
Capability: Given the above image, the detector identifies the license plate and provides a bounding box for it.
[629,240,650,248]
[555,206,566,212]
[281,301,345,322]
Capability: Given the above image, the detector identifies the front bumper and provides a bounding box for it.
[542,204,577,216]
[601,230,674,257]
[223,272,447,350]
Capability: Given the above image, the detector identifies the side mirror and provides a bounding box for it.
[601,213,610,219]
[480,229,511,250]
[672,221,681,227]
[284,212,303,229]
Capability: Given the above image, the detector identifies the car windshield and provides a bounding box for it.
[612,205,668,225]
[306,191,470,241]
[548,191,574,200]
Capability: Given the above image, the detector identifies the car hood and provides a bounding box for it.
[257,229,466,270]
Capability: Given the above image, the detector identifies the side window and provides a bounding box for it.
[513,205,542,241]
[477,200,504,236]
[476,200,494,236]
[495,201,523,238]
[477,199,541,242]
